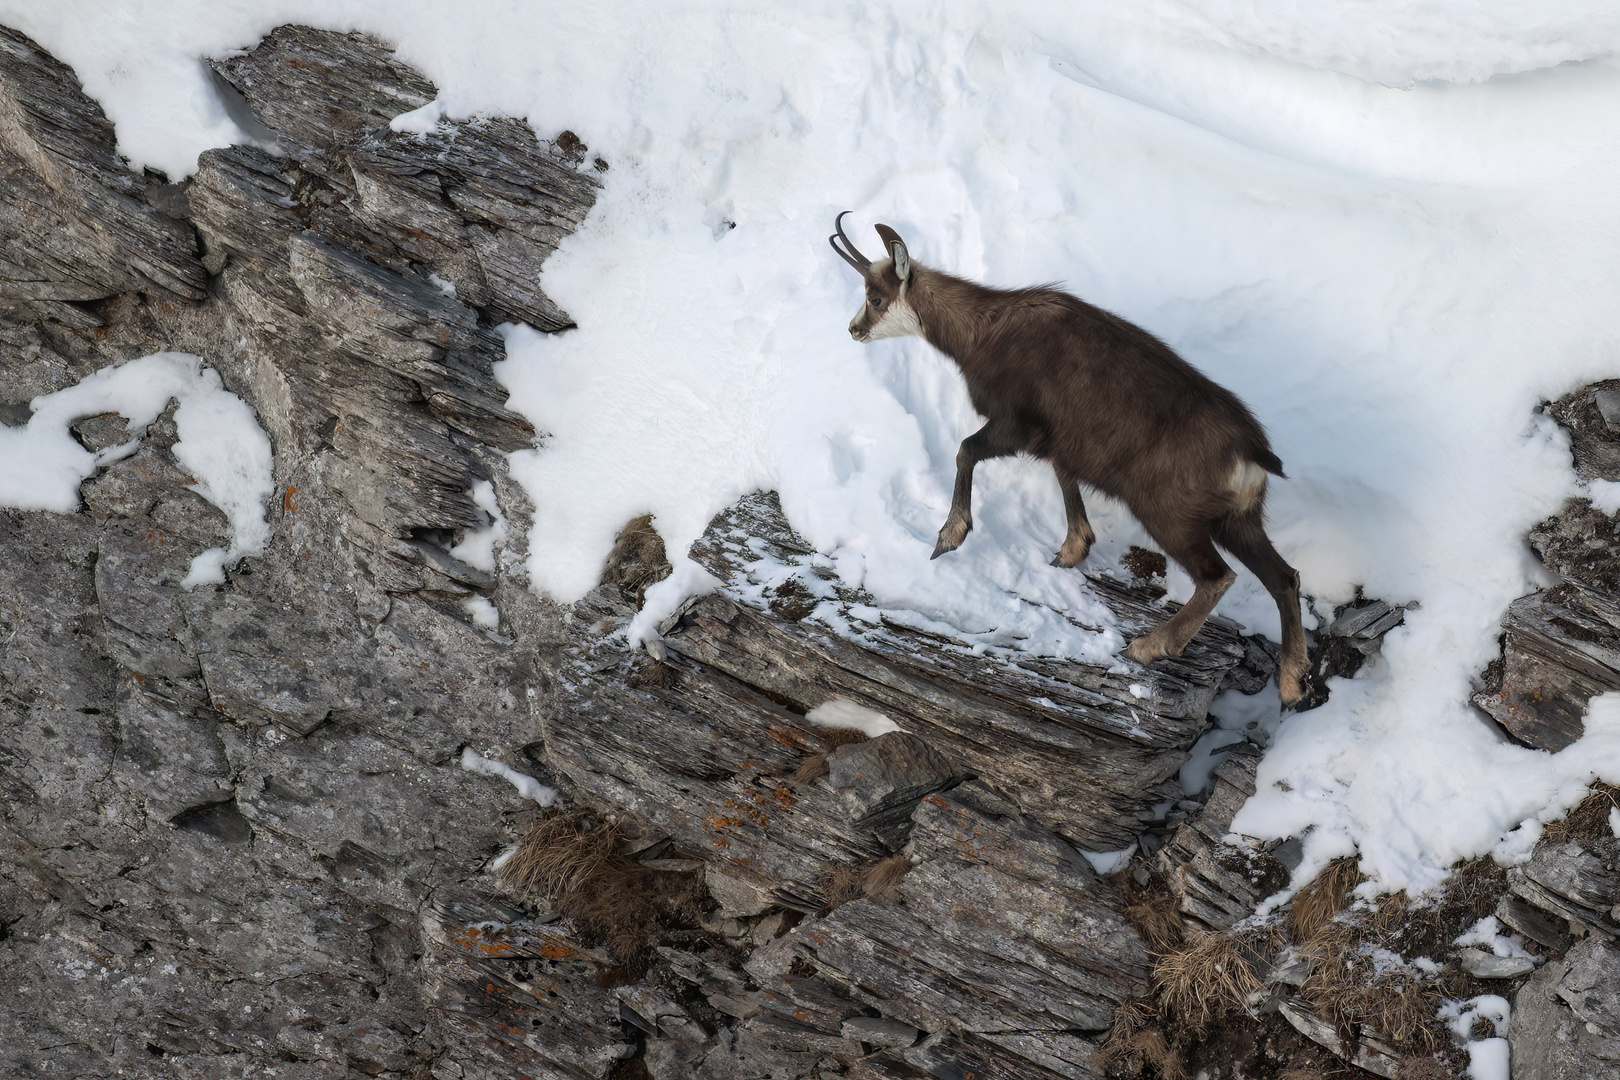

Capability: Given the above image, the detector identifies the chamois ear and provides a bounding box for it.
[873,224,910,282]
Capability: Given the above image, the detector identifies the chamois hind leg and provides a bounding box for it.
[1126,532,1235,666]
[932,419,1022,559]
[1214,510,1307,707]
[1050,465,1096,568]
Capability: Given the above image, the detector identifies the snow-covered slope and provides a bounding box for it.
[7,0,1620,894]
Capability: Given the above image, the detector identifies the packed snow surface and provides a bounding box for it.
[10,0,1620,894]
[0,352,273,585]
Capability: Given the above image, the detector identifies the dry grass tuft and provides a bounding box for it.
[1153,929,1268,1037]
[862,854,912,900]
[819,854,912,911]
[791,754,832,784]
[1095,998,1184,1080]
[501,811,700,965]
[1543,781,1620,844]
[1287,857,1363,942]
[820,862,866,910]
[1299,922,1443,1053]
[600,514,672,606]
[1394,1056,1456,1080]
[1115,869,1186,958]
[790,726,870,784]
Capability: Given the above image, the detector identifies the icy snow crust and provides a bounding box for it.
[10,0,1620,894]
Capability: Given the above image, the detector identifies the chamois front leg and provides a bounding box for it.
[1050,465,1095,568]
[1125,536,1235,665]
[932,421,1019,559]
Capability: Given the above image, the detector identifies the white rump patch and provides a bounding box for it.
[1228,459,1268,511]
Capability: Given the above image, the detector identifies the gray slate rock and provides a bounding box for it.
[827,731,963,846]
[1508,836,1620,940]
[1474,580,1620,751]
[1458,946,1536,979]
[1511,935,1620,1080]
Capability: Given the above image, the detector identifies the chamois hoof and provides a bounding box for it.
[931,518,970,559]
[1049,534,1093,569]
[1126,631,1188,667]
[1125,636,1165,666]
[1277,663,1308,709]
[1049,547,1089,569]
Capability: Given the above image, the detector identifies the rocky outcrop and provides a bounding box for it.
[1478,381,1620,750]
[1511,936,1620,1080]
[0,23,592,1080]
[0,21,1258,1080]
[9,18,1620,1080]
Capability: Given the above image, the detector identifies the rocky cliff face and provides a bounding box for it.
[2,23,1618,1080]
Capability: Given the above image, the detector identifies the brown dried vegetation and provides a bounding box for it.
[1096,998,1185,1080]
[790,726,870,784]
[1298,922,1443,1053]
[1542,781,1620,844]
[600,513,672,606]
[500,810,702,966]
[1115,866,1186,957]
[1287,857,1363,942]
[819,854,912,911]
[1153,927,1272,1037]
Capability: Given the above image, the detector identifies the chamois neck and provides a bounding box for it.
[905,267,1005,364]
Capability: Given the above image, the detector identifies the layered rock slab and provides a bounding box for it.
[0,22,595,1080]
[546,491,1251,1078]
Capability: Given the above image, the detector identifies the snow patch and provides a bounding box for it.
[0,352,273,586]
[1080,844,1137,876]
[390,97,448,135]
[449,480,507,573]
[459,747,558,806]
[464,595,500,630]
[804,698,901,738]
[1440,994,1511,1080]
[1454,916,1534,960]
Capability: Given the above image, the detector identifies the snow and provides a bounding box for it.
[1588,479,1620,516]
[1079,844,1137,876]
[1180,685,1285,796]
[1440,995,1511,1080]
[9,1,1620,894]
[0,352,273,586]
[448,480,507,573]
[458,747,559,806]
[1453,915,1534,961]
[463,596,500,631]
[803,698,902,738]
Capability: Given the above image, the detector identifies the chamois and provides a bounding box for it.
[830,213,1307,706]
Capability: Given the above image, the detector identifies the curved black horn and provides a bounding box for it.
[829,210,871,272]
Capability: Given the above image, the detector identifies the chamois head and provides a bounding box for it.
[830,212,921,343]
